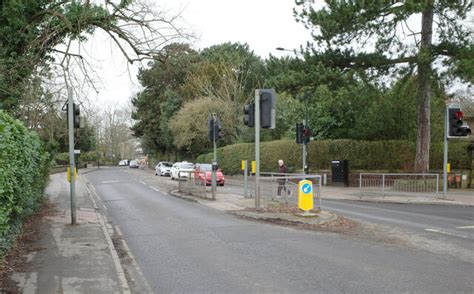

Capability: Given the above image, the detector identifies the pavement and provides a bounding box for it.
[4,172,130,293]
[220,175,474,206]
[170,174,474,210]
[321,185,474,206]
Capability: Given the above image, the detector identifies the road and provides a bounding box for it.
[222,178,474,245]
[86,167,474,293]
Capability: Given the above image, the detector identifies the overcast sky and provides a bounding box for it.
[80,0,314,108]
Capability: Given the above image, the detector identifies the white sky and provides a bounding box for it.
[80,0,314,108]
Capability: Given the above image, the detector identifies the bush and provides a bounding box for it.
[196,139,470,175]
[80,151,99,163]
[54,152,69,165]
[54,151,98,167]
[0,111,51,257]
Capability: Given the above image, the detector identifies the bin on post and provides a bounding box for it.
[332,160,349,187]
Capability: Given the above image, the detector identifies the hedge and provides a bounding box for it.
[196,139,471,175]
[0,111,51,257]
[54,151,99,166]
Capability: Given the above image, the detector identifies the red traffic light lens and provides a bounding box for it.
[455,111,463,120]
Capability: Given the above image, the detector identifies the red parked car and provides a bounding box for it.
[194,163,225,186]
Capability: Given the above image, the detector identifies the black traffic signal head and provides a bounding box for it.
[448,107,471,137]
[66,103,81,128]
[303,126,311,144]
[214,117,222,140]
[243,103,255,127]
[208,115,222,142]
[259,89,276,129]
[208,114,215,141]
[296,123,304,144]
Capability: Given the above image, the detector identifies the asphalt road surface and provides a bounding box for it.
[86,167,473,293]
[222,178,474,246]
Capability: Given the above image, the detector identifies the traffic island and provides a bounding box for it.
[169,189,216,203]
[229,202,355,232]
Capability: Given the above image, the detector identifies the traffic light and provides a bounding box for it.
[260,89,276,129]
[303,126,311,144]
[244,88,276,129]
[208,114,215,141]
[67,103,81,128]
[208,115,222,142]
[296,123,304,144]
[243,103,255,127]
[214,117,222,140]
[448,106,471,137]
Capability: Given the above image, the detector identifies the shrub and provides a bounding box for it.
[80,151,99,163]
[0,111,51,257]
[196,139,470,175]
[54,152,70,165]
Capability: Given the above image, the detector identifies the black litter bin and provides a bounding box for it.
[332,160,349,187]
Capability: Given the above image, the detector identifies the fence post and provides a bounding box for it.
[382,174,385,197]
[436,174,439,196]
[317,176,322,210]
[244,160,249,198]
[359,173,362,198]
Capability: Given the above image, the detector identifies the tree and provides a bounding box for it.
[295,0,472,172]
[131,43,199,155]
[199,42,266,97]
[169,97,232,157]
[132,42,266,156]
[94,103,135,162]
[0,0,185,112]
[183,43,266,143]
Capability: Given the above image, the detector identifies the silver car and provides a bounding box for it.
[155,161,173,176]
[170,162,194,180]
[129,160,139,168]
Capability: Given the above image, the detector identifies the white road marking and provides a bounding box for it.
[139,181,147,185]
[456,225,474,229]
[101,180,119,184]
[424,228,469,239]
[149,186,160,192]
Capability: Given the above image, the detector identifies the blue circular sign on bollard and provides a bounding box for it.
[301,183,312,194]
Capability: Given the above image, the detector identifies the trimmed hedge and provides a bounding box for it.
[0,111,51,257]
[196,139,471,175]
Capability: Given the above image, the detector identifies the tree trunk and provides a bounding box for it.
[414,2,434,173]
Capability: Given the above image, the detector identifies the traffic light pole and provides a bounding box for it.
[303,92,309,174]
[212,114,217,200]
[302,132,307,174]
[67,84,76,225]
[443,106,448,199]
[255,89,261,209]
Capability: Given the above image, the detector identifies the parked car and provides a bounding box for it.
[129,160,139,168]
[155,161,173,176]
[170,161,194,180]
[194,163,225,186]
[118,160,128,166]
